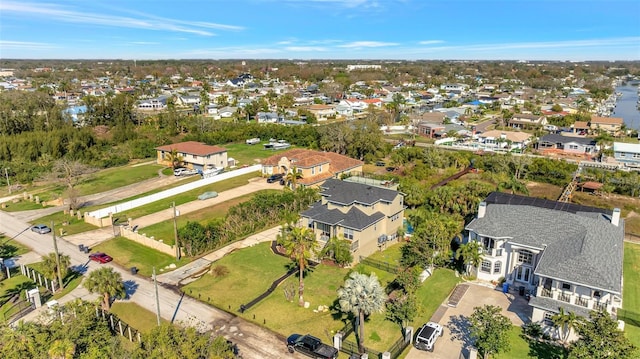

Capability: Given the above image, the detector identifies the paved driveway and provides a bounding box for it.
[405,282,531,359]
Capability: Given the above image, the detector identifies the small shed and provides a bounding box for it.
[579,181,603,193]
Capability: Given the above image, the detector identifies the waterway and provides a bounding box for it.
[612,82,640,130]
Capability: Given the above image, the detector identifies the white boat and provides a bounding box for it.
[201,165,224,178]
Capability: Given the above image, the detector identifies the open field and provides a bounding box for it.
[111,302,168,333]
[91,236,190,277]
[224,142,298,168]
[622,242,640,348]
[494,326,567,359]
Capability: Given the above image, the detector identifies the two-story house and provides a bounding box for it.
[508,113,547,130]
[156,141,228,170]
[590,116,623,136]
[465,192,624,339]
[300,178,405,263]
[537,134,597,157]
[261,149,363,187]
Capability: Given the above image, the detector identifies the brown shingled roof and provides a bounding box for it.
[156,141,226,156]
[590,116,623,125]
[263,149,363,184]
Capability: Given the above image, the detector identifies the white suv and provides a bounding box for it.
[414,321,443,352]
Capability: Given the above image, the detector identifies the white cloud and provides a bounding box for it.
[338,41,398,48]
[418,40,445,45]
[0,1,243,37]
[0,40,56,49]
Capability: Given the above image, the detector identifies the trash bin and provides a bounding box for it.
[519,286,525,296]
[130,267,138,275]
[502,283,509,293]
[78,244,85,252]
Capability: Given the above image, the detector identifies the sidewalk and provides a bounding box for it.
[156,226,281,286]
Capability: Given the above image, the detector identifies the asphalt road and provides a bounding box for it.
[0,210,303,359]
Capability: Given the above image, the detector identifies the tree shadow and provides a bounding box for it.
[447,314,474,349]
[123,280,138,299]
[70,264,87,275]
[62,269,83,287]
[0,243,20,258]
[525,334,568,359]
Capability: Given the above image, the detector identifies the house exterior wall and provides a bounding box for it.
[156,150,228,169]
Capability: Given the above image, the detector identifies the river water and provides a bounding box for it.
[613,82,640,130]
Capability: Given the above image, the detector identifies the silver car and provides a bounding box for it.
[31,224,52,234]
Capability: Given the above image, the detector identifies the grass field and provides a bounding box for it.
[91,236,190,277]
[0,236,31,257]
[494,326,567,359]
[183,242,460,353]
[622,242,640,348]
[224,142,297,167]
[140,190,274,244]
[74,163,164,196]
[0,275,36,322]
[31,211,98,236]
[111,302,168,333]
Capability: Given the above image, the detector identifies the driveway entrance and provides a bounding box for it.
[405,282,531,359]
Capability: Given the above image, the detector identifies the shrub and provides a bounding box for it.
[210,265,229,277]
[522,322,543,339]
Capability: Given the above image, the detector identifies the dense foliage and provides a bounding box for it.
[178,188,319,256]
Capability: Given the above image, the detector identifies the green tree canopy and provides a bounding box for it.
[469,305,512,358]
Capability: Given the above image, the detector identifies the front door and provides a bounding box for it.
[515,266,531,283]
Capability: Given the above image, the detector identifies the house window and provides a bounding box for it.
[308,220,314,229]
[480,260,491,273]
[634,153,640,159]
[193,155,198,159]
[593,290,601,298]
[318,165,322,173]
[311,167,315,175]
[544,312,554,325]
[343,228,354,240]
[518,250,533,265]
[391,213,399,221]
[350,240,359,252]
[561,283,571,291]
[493,261,502,274]
[568,145,579,150]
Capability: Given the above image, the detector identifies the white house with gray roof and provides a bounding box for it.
[300,178,405,264]
[465,193,624,338]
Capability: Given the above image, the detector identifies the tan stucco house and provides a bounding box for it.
[261,149,363,187]
[156,141,228,170]
[300,178,405,264]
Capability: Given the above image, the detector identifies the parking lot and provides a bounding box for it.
[405,282,531,359]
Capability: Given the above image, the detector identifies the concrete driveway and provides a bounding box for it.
[405,282,531,359]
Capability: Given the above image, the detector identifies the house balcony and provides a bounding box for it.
[540,288,553,298]
[558,292,571,303]
[575,296,589,308]
[482,248,503,257]
[534,287,613,313]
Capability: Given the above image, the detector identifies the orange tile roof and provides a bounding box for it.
[573,121,590,129]
[263,149,363,184]
[156,141,226,156]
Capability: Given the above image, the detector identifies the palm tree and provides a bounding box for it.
[551,307,580,345]
[165,148,184,169]
[455,241,482,275]
[48,339,75,359]
[84,267,126,311]
[338,272,387,354]
[319,235,353,267]
[285,166,303,190]
[41,252,71,289]
[276,221,319,306]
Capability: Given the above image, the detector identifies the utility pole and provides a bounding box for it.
[172,201,180,260]
[51,221,63,291]
[153,267,161,326]
[4,168,10,194]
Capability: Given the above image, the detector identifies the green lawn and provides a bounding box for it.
[31,211,98,236]
[183,242,460,353]
[111,172,259,220]
[141,191,273,244]
[622,242,640,348]
[224,142,297,167]
[91,236,190,277]
[0,275,37,322]
[366,242,403,266]
[495,326,567,359]
[111,302,168,333]
[73,163,164,196]
[1,199,53,212]
[0,236,31,257]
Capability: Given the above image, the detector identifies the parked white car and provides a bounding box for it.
[414,321,443,352]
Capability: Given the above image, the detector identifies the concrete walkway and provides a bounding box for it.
[156,226,282,286]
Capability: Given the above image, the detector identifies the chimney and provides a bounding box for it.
[611,208,621,226]
[478,202,487,219]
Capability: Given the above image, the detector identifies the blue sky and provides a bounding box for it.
[1,0,639,61]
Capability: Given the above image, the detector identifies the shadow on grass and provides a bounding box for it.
[524,334,568,359]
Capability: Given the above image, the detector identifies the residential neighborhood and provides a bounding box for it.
[1,58,640,359]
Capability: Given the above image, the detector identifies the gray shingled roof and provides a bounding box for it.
[319,178,398,206]
[466,204,623,294]
[528,296,592,318]
[539,133,596,146]
[301,201,385,231]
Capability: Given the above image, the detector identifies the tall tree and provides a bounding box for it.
[319,235,353,267]
[276,221,319,306]
[568,310,636,359]
[469,305,512,359]
[551,307,580,345]
[41,252,71,286]
[48,339,75,359]
[134,323,235,359]
[84,267,126,311]
[337,272,387,354]
[285,166,303,190]
[455,241,482,276]
[165,148,184,170]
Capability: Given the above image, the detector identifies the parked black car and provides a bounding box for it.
[266,173,285,183]
[287,334,338,359]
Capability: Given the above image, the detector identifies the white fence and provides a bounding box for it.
[86,165,262,219]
